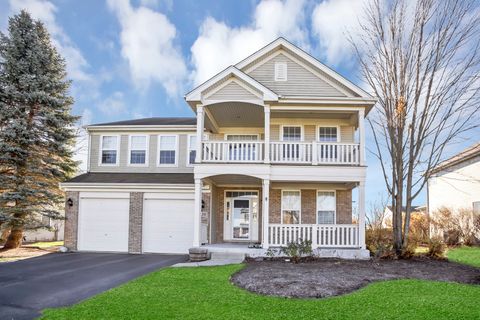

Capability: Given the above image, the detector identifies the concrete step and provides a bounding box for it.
[210,251,246,261]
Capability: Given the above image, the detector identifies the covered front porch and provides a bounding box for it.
[194,174,367,256]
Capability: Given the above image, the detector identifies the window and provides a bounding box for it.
[100,135,118,165]
[226,135,259,161]
[158,135,177,165]
[318,127,339,142]
[129,135,148,165]
[282,190,301,224]
[274,62,287,81]
[187,135,197,165]
[282,126,302,141]
[317,191,336,224]
[226,135,258,141]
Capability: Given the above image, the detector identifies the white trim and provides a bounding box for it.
[127,134,149,167]
[279,125,304,141]
[185,66,278,102]
[274,62,287,81]
[224,134,260,141]
[186,134,197,167]
[157,134,179,167]
[86,125,196,131]
[223,189,260,242]
[98,135,120,167]
[316,190,337,224]
[316,125,341,143]
[87,133,91,172]
[235,38,374,99]
[280,189,302,224]
[203,78,263,100]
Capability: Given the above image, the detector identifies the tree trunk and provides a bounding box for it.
[3,227,24,249]
[0,227,10,244]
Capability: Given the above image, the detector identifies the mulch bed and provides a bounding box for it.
[231,258,480,298]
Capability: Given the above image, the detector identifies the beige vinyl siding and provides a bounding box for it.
[270,124,280,142]
[305,125,316,141]
[270,123,355,142]
[247,52,347,97]
[205,81,260,101]
[340,126,354,143]
[89,133,193,173]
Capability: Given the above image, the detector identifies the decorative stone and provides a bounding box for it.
[189,247,210,262]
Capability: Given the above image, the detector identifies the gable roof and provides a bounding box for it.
[185,66,278,103]
[235,37,374,99]
[88,117,196,127]
[431,143,480,174]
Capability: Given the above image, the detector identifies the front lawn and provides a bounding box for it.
[42,264,480,319]
[448,246,480,268]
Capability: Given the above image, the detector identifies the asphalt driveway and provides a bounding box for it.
[0,252,187,320]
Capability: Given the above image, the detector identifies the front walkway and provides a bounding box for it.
[0,252,186,319]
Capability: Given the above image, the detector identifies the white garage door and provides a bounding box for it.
[78,192,129,252]
[143,194,194,254]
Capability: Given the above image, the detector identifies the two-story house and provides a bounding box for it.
[61,38,376,259]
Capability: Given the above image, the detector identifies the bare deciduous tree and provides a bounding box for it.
[352,0,480,255]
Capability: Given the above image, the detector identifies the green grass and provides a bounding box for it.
[42,264,480,320]
[448,246,480,268]
[26,241,63,248]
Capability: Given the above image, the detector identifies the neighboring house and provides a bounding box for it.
[428,143,480,216]
[61,38,376,259]
[382,205,426,228]
[23,215,64,242]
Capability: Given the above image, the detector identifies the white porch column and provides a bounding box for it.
[195,104,204,163]
[358,108,366,166]
[262,179,270,248]
[193,178,203,247]
[358,181,366,249]
[264,105,270,164]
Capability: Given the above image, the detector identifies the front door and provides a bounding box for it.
[232,199,250,240]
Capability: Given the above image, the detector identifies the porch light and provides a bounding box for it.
[67,198,74,207]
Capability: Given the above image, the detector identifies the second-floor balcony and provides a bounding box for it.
[201,140,360,165]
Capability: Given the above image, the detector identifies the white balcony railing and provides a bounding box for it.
[202,141,264,163]
[268,224,359,248]
[201,141,360,165]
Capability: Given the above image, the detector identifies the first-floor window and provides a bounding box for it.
[129,135,148,165]
[317,191,336,224]
[282,190,301,224]
[158,135,177,165]
[101,135,118,165]
[188,135,196,165]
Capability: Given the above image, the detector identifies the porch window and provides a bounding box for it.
[129,135,148,165]
[282,126,302,141]
[158,135,177,165]
[318,127,338,142]
[226,135,258,161]
[317,191,336,224]
[281,190,301,224]
[100,135,118,165]
[187,135,196,165]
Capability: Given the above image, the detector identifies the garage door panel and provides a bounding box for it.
[143,199,194,254]
[78,196,129,252]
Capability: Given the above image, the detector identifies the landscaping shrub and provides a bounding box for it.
[409,213,430,245]
[427,236,446,258]
[280,239,312,263]
[366,227,395,258]
[430,207,480,245]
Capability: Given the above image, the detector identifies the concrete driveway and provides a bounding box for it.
[0,252,187,320]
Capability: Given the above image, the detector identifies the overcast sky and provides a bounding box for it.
[1,0,478,208]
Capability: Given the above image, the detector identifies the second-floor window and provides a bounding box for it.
[129,135,148,165]
[158,135,177,166]
[100,135,119,165]
[187,135,196,165]
[282,190,301,224]
[318,127,339,142]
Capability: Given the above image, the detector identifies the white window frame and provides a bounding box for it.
[316,125,341,143]
[127,135,149,167]
[224,134,260,141]
[316,190,337,224]
[274,62,288,81]
[157,134,179,167]
[186,134,197,167]
[280,125,304,141]
[281,189,302,224]
[98,134,120,166]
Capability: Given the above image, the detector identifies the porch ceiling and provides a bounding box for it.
[271,110,357,120]
[206,102,264,128]
[207,174,262,186]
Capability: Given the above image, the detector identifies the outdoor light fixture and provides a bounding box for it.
[201,200,205,209]
[67,198,73,207]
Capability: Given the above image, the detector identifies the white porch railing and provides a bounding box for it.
[202,141,264,163]
[315,143,359,165]
[270,142,313,163]
[268,224,359,248]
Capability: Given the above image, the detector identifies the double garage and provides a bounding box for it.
[76,191,195,254]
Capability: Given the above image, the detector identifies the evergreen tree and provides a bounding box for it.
[0,11,79,249]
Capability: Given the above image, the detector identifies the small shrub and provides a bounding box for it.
[427,236,446,258]
[366,228,394,258]
[265,247,278,258]
[400,241,417,259]
[430,207,480,246]
[280,239,312,263]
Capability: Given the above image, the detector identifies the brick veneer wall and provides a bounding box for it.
[64,191,79,251]
[129,192,143,253]
[336,190,353,224]
[301,189,316,224]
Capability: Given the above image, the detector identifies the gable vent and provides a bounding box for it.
[274,62,287,81]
